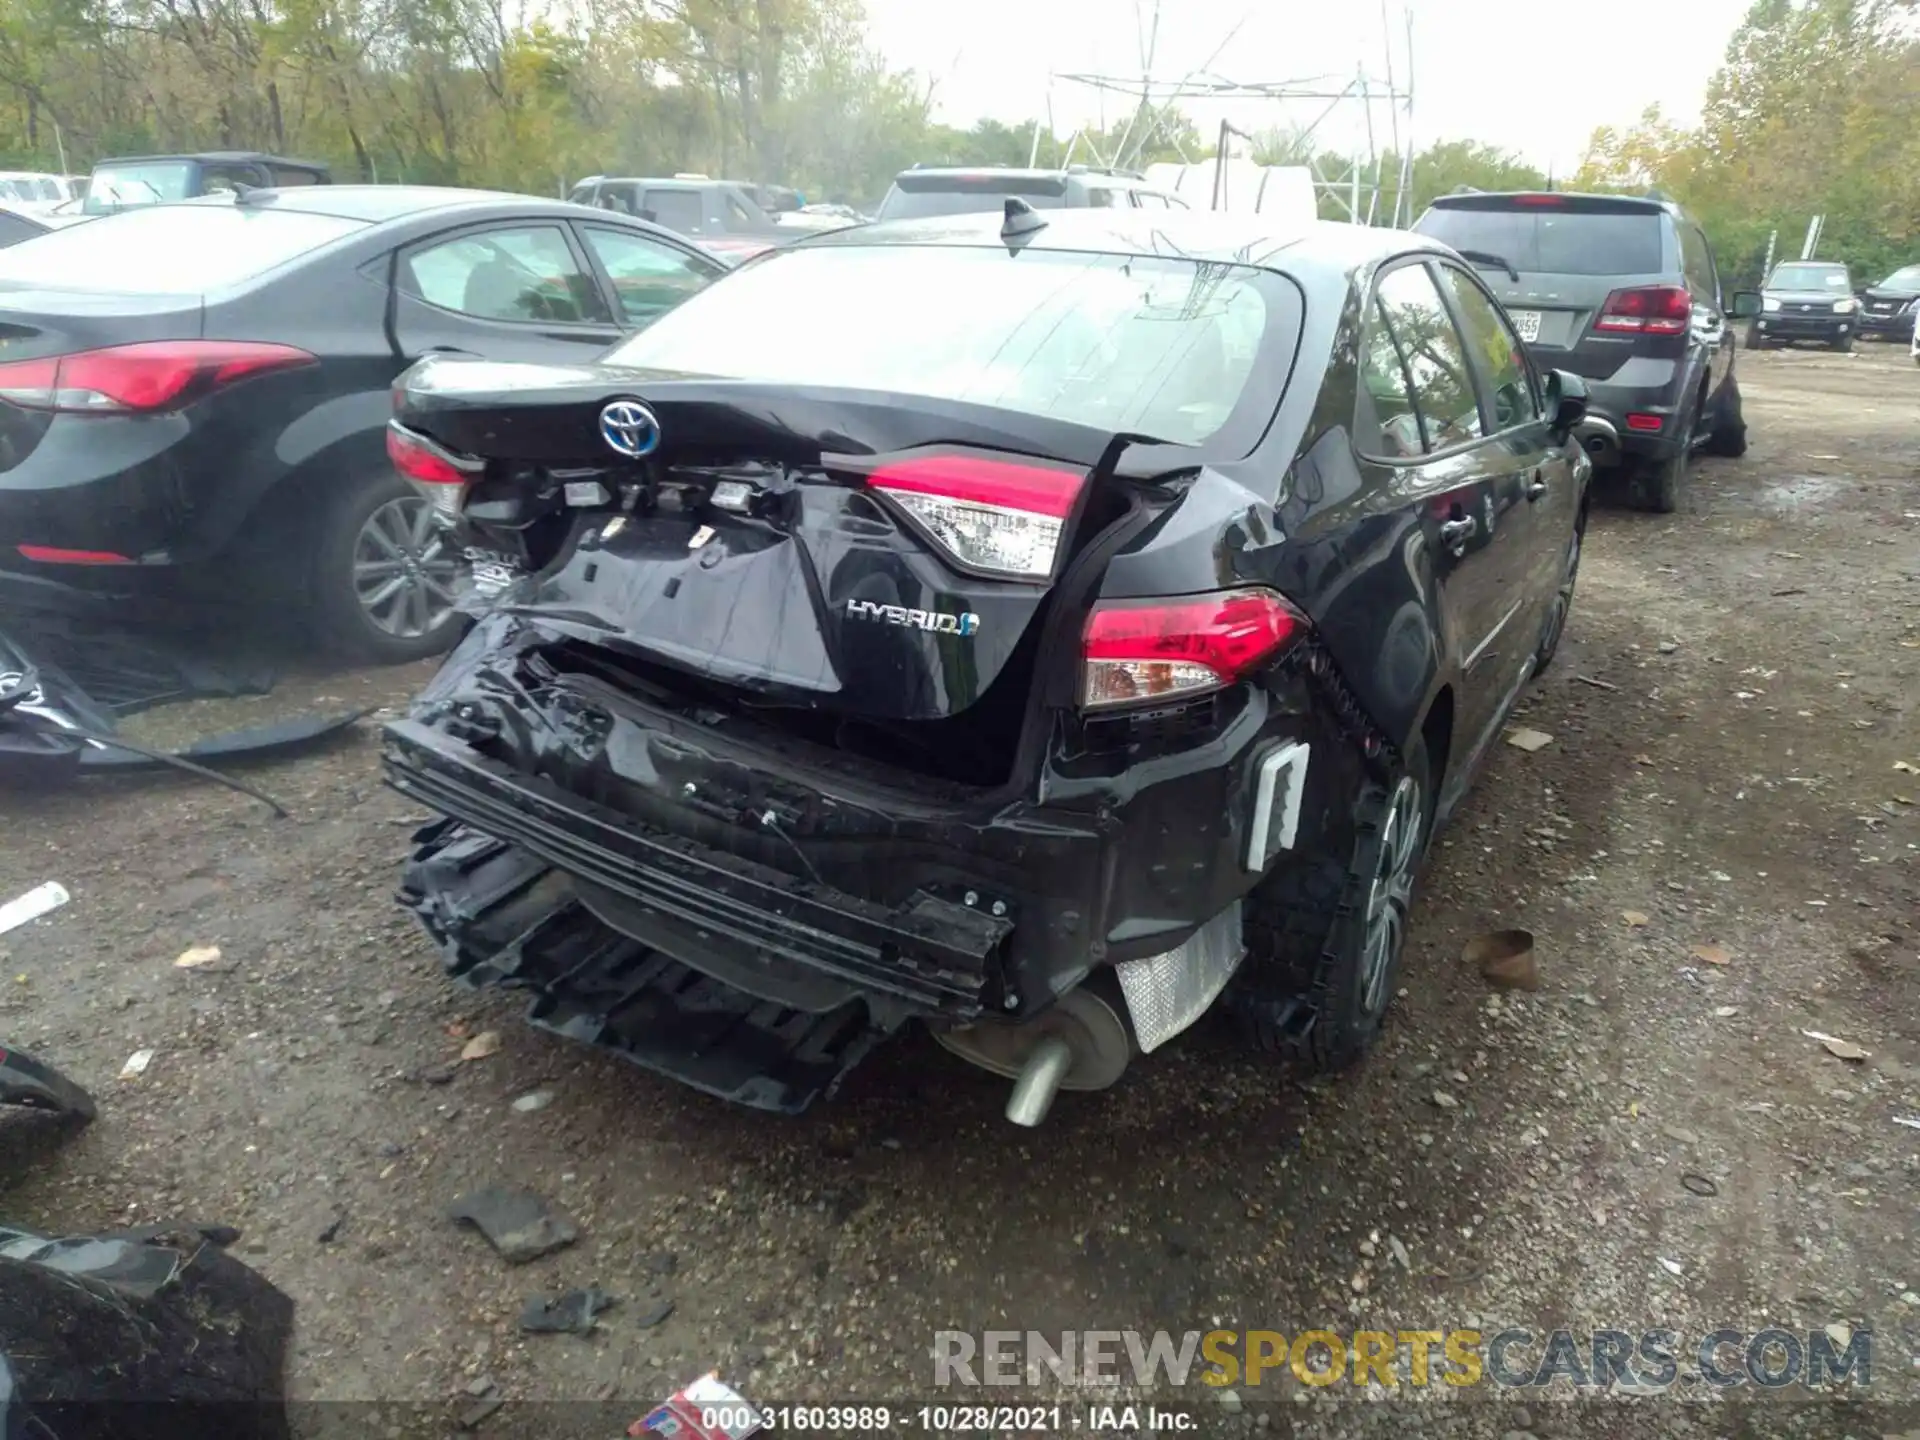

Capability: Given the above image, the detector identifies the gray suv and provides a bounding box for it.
[1414,191,1760,513]
[875,166,1188,222]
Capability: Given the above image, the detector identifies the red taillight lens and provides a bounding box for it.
[16,545,133,565]
[1625,413,1664,432]
[1594,285,1692,336]
[1082,588,1304,710]
[0,341,315,414]
[386,421,482,516]
[867,451,1087,579]
[1510,193,1565,207]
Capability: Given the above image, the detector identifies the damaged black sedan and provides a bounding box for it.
[384,205,1592,1125]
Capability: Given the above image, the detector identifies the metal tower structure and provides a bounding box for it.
[1050,0,1417,227]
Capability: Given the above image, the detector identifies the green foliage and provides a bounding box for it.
[1573,0,1920,285]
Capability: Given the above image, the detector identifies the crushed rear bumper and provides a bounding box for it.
[383,613,1382,1108]
[398,820,893,1111]
[385,718,1011,1020]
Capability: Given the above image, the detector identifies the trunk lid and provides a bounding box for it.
[397,361,1143,740]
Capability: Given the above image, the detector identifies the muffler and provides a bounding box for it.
[1571,415,1620,470]
[934,986,1134,1128]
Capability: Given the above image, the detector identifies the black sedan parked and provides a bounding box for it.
[383,207,1592,1124]
[1856,262,1920,342]
[0,186,727,661]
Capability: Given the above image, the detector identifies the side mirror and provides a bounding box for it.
[1543,369,1588,444]
[1727,290,1762,320]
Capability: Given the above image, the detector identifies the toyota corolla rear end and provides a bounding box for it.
[384,225,1371,1119]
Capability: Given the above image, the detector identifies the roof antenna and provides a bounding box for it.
[1001,196,1048,248]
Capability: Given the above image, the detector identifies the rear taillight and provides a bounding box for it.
[0,340,315,413]
[387,421,482,517]
[1594,285,1692,336]
[867,451,1086,580]
[1511,193,1565,207]
[1082,588,1305,710]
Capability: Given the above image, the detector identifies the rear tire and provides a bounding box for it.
[1703,373,1749,458]
[1534,511,1584,674]
[1232,735,1434,1073]
[309,471,466,665]
[1631,446,1687,513]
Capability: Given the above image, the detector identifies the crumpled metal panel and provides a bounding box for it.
[1115,900,1246,1053]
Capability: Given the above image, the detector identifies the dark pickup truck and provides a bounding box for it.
[567,175,848,259]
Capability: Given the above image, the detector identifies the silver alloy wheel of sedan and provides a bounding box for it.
[1359,774,1424,1018]
[353,496,461,639]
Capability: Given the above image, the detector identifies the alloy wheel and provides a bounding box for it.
[353,496,461,639]
[1359,774,1424,1018]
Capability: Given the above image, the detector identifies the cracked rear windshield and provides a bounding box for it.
[603,244,1277,445]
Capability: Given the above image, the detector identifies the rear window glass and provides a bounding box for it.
[1416,205,1665,277]
[1880,264,1920,289]
[84,162,195,213]
[604,244,1279,447]
[0,204,365,292]
[1767,263,1850,291]
[877,175,1070,221]
[643,190,705,233]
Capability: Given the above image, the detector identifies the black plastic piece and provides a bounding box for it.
[399,819,900,1113]
[0,1046,95,1124]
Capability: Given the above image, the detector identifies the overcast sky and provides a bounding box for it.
[862,0,1754,178]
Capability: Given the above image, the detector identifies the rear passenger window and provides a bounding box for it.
[1436,265,1538,428]
[1357,297,1425,457]
[1361,264,1486,454]
[401,224,610,325]
[642,190,705,234]
[582,225,718,326]
[1683,227,1717,306]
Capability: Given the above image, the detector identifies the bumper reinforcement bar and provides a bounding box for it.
[383,719,1010,1018]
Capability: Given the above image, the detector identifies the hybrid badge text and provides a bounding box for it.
[845,598,981,637]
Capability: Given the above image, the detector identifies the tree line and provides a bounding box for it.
[0,0,1911,286]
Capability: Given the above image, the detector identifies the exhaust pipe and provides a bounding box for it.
[1004,1036,1075,1127]
[1571,415,1620,470]
[933,986,1134,1127]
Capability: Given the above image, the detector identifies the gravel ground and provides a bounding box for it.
[0,346,1915,1440]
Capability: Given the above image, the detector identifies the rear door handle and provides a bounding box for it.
[1438,516,1477,553]
[1526,472,1549,501]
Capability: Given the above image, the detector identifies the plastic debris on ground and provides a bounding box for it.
[0,883,69,938]
[630,1373,762,1439]
[1505,726,1554,752]
[518,1286,618,1334]
[0,1044,97,1122]
[118,1049,155,1080]
[1804,1030,1869,1062]
[447,1186,579,1264]
[0,1218,293,1439]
